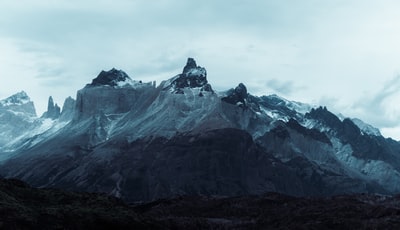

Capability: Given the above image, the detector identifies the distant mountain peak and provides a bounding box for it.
[41,96,61,120]
[166,58,213,94]
[86,68,132,87]
[222,83,248,106]
[181,57,207,79]
[182,58,199,74]
[0,91,31,107]
[0,91,36,118]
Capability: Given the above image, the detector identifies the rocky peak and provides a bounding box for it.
[181,58,207,80]
[182,58,198,74]
[0,91,31,107]
[167,58,213,94]
[0,91,36,116]
[42,96,61,119]
[86,68,131,87]
[221,83,248,107]
[235,83,247,99]
[305,106,342,128]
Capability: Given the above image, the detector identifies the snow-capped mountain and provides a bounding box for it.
[0,58,399,203]
[0,91,72,157]
[0,91,37,149]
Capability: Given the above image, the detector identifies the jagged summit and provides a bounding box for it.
[0,91,31,107]
[182,58,202,75]
[166,58,213,94]
[222,83,248,106]
[86,68,132,87]
[0,91,36,116]
[41,96,61,120]
[306,106,342,128]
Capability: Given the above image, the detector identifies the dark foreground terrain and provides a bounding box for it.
[1,178,400,229]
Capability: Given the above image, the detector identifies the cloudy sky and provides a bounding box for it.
[1,0,400,139]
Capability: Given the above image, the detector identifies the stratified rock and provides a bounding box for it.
[74,69,156,120]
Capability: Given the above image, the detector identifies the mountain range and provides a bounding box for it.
[1,58,400,203]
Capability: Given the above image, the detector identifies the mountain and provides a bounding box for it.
[0,92,72,159]
[1,58,400,203]
[0,91,37,151]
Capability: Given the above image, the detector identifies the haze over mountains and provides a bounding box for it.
[1,58,400,203]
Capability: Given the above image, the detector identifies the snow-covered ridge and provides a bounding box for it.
[268,94,313,115]
[116,78,155,88]
[351,118,381,136]
[0,91,31,107]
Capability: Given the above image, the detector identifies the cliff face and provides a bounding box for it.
[74,69,156,120]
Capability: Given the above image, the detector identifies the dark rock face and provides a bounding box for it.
[182,57,197,74]
[41,96,61,119]
[87,68,131,87]
[74,82,156,120]
[306,106,342,129]
[221,83,248,106]
[286,118,331,145]
[168,58,213,94]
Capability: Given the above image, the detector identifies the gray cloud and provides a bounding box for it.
[351,76,400,128]
[266,79,306,96]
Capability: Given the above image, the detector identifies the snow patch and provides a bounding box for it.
[186,67,206,77]
[116,78,153,89]
[0,91,31,107]
[351,118,381,136]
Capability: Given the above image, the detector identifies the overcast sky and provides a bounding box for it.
[2,0,400,139]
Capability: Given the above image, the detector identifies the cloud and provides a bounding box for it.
[266,79,306,96]
[351,76,400,128]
